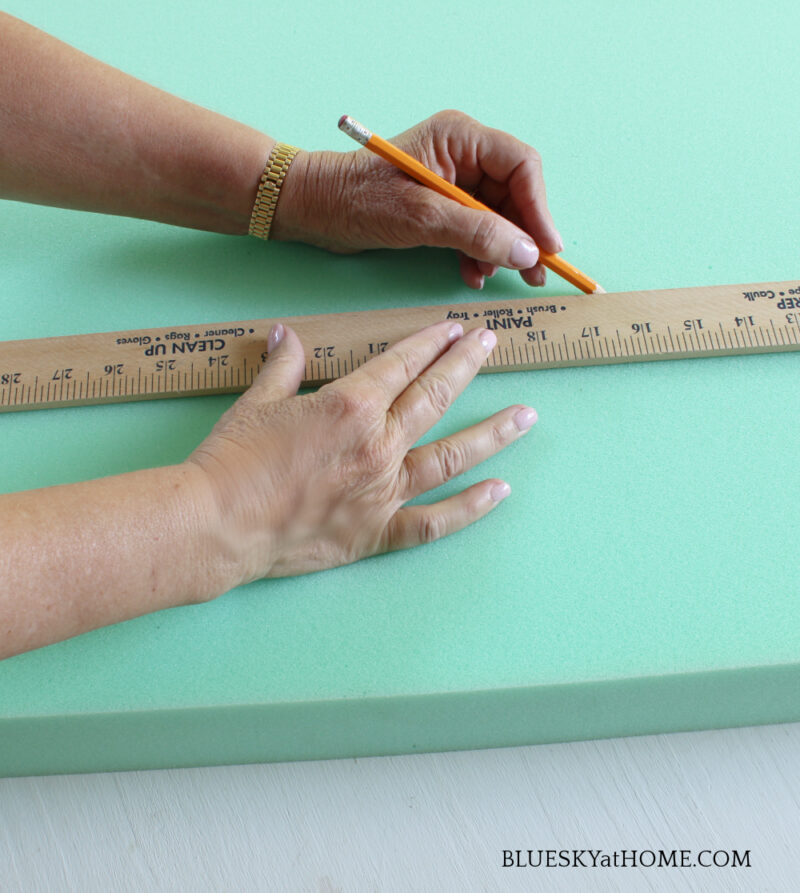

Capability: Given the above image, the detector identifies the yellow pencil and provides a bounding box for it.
[338,116,604,294]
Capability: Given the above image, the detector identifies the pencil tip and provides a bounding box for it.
[593,285,607,294]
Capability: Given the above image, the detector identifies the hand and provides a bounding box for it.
[272,110,564,290]
[186,320,538,584]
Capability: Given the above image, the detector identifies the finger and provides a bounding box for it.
[239,323,305,405]
[520,263,546,287]
[389,325,497,447]
[379,479,511,552]
[401,404,537,498]
[476,260,498,278]
[425,197,541,272]
[422,113,563,255]
[458,252,484,290]
[350,319,464,407]
[459,124,562,255]
[403,111,563,257]
[505,153,563,254]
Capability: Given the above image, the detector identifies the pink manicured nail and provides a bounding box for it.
[448,323,464,341]
[479,329,497,352]
[268,323,285,352]
[509,238,538,268]
[490,482,511,502]
[513,407,538,431]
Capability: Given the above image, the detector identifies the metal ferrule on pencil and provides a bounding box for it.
[338,115,371,146]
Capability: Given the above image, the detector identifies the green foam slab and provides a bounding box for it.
[2,0,800,776]
[3,348,799,776]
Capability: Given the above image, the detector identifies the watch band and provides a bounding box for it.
[248,142,300,240]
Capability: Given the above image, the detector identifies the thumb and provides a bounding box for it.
[429,198,540,271]
[244,323,305,404]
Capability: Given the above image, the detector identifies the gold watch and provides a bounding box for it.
[248,142,300,240]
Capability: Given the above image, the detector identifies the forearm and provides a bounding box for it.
[0,13,274,233]
[0,462,234,659]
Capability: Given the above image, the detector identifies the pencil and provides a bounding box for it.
[338,115,604,294]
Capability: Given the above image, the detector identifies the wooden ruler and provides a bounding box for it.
[1,280,798,413]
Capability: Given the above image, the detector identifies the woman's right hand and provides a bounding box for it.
[187,320,538,588]
[271,110,563,291]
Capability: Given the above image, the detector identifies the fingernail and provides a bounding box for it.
[554,232,565,253]
[513,407,538,431]
[479,328,497,352]
[509,238,538,269]
[533,267,546,287]
[448,323,464,341]
[268,323,285,352]
[490,481,511,502]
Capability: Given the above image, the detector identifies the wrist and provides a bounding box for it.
[180,457,277,596]
[269,149,355,249]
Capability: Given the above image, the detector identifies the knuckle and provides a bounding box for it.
[469,214,499,260]
[527,147,543,170]
[417,371,453,417]
[357,438,395,475]
[515,154,545,197]
[433,439,468,483]
[419,512,447,545]
[433,108,469,127]
[397,343,426,383]
[428,110,476,147]
[491,416,515,448]
[320,384,378,424]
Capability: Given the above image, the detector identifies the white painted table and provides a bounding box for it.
[2,723,797,891]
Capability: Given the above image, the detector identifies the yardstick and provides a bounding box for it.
[1,280,798,413]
